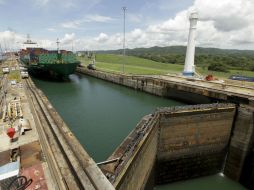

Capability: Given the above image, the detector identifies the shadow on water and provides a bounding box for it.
[79,74,178,107]
[32,75,81,97]
[154,174,247,190]
[31,73,81,83]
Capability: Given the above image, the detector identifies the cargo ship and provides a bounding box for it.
[19,37,80,79]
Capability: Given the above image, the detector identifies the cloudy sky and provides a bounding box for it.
[0,0,253,51]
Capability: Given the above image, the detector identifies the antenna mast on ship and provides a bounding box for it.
[27,34,31,43]
[56,38,60,54]
[24,34,37,44]
[56,38,62,61]
[23,34,37,49]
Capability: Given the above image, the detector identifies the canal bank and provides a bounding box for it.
[25,77,114,189]
[0,58,58,190]
[0,57,114,189]
[76,67,254,105]
[33,74,249,190]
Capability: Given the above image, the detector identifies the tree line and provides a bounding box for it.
[96,46,254,72]
[133,53,254,72]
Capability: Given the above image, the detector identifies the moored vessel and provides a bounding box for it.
[19,36,79,80]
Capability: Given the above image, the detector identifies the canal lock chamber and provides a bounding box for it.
[32,74,253,190]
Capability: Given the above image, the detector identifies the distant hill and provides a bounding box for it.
[95,46,254,72]
[96,46,254,56]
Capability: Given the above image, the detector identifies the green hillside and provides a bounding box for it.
[95,46,254,72]
[78,54,254,78]
[79,54,182,75]
[97,46,254,56]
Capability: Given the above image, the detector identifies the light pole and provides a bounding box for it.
[122,6,127,73]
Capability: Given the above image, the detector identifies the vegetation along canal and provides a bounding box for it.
[33,74,246,190]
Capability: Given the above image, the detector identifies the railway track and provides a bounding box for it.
[24,78,114,190]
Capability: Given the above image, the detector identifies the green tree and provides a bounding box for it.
[208,62,229,72]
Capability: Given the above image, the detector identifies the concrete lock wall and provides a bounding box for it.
[115,121,158,190]
[156,104,236,184]
[76,68,252,105]
[224,105,254,189]
[108,104,237,189]
[76,68,166,98]
[110,115,160,190]
[75,69,254,188]
[100,114,160,190]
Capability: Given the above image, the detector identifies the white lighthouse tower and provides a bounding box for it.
[183,11,198,76]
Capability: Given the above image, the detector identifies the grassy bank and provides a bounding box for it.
[8,70,21,82]
[78,54,254,79]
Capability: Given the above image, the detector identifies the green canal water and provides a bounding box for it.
[33,74,246,190]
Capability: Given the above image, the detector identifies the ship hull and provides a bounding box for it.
[19,48,80,80]
[30,63,79,79]
[20,59,79,80]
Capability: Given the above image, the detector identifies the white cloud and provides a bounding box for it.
[95,33,109,43]
[61,20,82,29]
[130,29,143,40]
[31,0,75,10]
[60,14,113,29]
[0,31,23,51]
[61,33,75,45]
[0,31,16,40]
[84,0,254,50]
[0,31,53,51]
[85,14,113,23]
[195,0,251,32]
[56,0,254,50]
[192,0,254,48]
[147,10,189,34]
[47,28,57,32]
[3,0,254,51]
[39,40,55,49]
[31,0,78,7]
